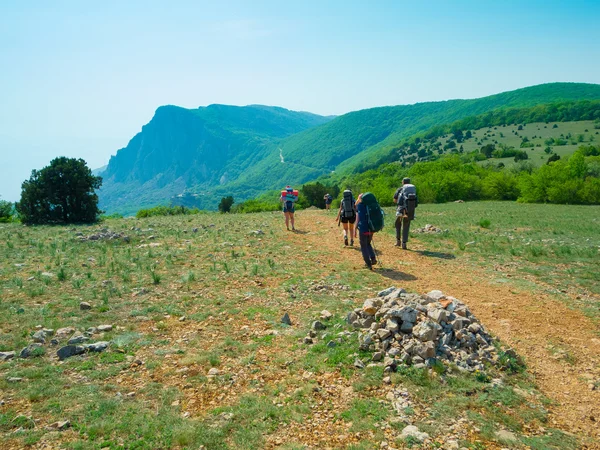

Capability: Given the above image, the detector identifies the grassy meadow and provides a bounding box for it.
[0,201,598,449]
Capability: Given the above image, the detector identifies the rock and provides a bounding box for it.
[80,302,92,310]
[427,308,448,323]
[97,325,113,332]
[426,290,445,301]
[400,321,414,333]
[415,342,436,359]
[47,420,70,431]
[378,287,407,298]
[178,316,186,322]
[362,298,382,315]
[68,333,90,345]
[354,359,365,369]
[495,429,518,442]
[326,340,337,348]
[19,343,44,358]
[468,323,481,334]
[57,345,85,360]
[413,321,438,342]
[383,376,391,385]
[377,328,392,340]
[346,311,359,325]
[55,327,75,340]
[451,318,470,330]
[32,330,47,344]
[281,313,292,326]
[372,351,384,362]
[387,306,418,323]
[303,336,314,345]
[86,327,98,335]
[311,321,326,331]
[85,341,109,352]
[8,377,23,383]
[320,310,333,320]
[385,319,399,333]
[0,351,16,361]
[400,425,429,442]
[207,368,220,376]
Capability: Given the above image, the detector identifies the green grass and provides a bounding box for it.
[0,204,597,448]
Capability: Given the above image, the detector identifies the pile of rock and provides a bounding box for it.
[413,224,446,234]
[76,229,129,242]
[0,325,114,363]
[347,287,498,372]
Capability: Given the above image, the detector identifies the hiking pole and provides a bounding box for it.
[371,233,383,270]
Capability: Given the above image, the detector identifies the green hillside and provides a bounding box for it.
[99,105,332,215]
[100,83,600,214]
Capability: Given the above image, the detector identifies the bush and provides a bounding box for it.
[218,196,234,213]
[0,199,13,223]
[479,218,491,229]
[136,205,201,218]
[16,157,102,224]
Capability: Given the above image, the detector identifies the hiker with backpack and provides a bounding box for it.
[280,186,298,231]
[324,193,333,210]
[335,189,356,246]
[356,192,384,270]
[393,177,418,249]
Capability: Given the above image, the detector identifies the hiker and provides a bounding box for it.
[355,193,377,270]
[323,193,333,210]
[280,186,298,231]
[335,189,356,246]
[393,177,418,249]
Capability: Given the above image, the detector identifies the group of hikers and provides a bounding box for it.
[279,179,418,270]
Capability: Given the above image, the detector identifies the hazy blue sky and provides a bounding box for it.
[1,0,599,200]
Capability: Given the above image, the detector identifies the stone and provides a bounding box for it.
[207,368,220,376]
[68,333,90,345]
[385,319,399,333]
[378,287,397,297]
[32,330,47,344]
[55,327,76,340]
[400,425,429,442]
[427,308,448,323]
[495,429,518,442]
[97,324,113,332]
[468,323,481,334]
[47,420,70,431]
[413,321,437,342]
[372,351,384,362]
[320,310,333,320]
[19,343,44,358]
[0,351,16,361]
[303,336,314,345]
[346,311,359,325]
[400,321,414,333]
[387,306,418,323]
[415,342,436,359]
[57,345,85,360]
[377,328,392,340]
[354,359,365,369]
[85,341,109,352]
[426,290,445,301]
[281,313,292,326]
[452,318,470,330]
[362,298,383,315]
[311,321,326,331]
[383,357,396,368]
[8,377,23,383]
[383,376,391,385]
[80,302,92,310]
[326,340,337,348]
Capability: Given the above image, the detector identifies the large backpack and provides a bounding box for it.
[341,190,355,218]
[400,184,418,220]
[361,192,384,232]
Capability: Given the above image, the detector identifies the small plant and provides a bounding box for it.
[479,218,491,229]
[151,270,161,285]
[57,267,67,281]
[267,258,276,269]
[251,264,259,276]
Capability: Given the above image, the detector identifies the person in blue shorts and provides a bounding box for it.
[280,186,297,231]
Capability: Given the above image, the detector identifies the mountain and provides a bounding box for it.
[99,105,333,214]
[99,83,600,214]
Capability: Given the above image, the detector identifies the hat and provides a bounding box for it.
[402,177,411,184]
[286,186,293,191]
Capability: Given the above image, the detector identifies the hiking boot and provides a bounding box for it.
[365,263,373,270]
[344,236,348,246]
[350,239,354,246]
[395,240,401,247]
[402,242,407,250]
[292,227,296,231]
[371,258,378,266]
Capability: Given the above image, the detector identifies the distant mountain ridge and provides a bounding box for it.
[99,83,600,214]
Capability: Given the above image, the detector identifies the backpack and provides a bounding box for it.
[361,192,384,232]
[341,190,355,218]
[399,184,418,220]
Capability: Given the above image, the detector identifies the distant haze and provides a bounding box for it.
[1,0,599,201]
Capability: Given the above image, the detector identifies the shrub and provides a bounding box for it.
[136,205,201,218]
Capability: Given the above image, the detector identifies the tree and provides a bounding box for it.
[218,196,234,213]
[0,197,13,223]
[547,153,561,164]
[16,157,102,224]
[480,144,495,158]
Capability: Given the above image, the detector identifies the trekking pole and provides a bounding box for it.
[371,233,382,270]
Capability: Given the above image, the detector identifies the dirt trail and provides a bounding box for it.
[295,210,600,442]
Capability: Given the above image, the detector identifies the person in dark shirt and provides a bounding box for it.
[355,193,377,270]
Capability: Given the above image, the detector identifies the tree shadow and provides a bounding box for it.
[414,250,455,260]
[376,268,417,281]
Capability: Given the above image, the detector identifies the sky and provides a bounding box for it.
[1,0,600,201]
